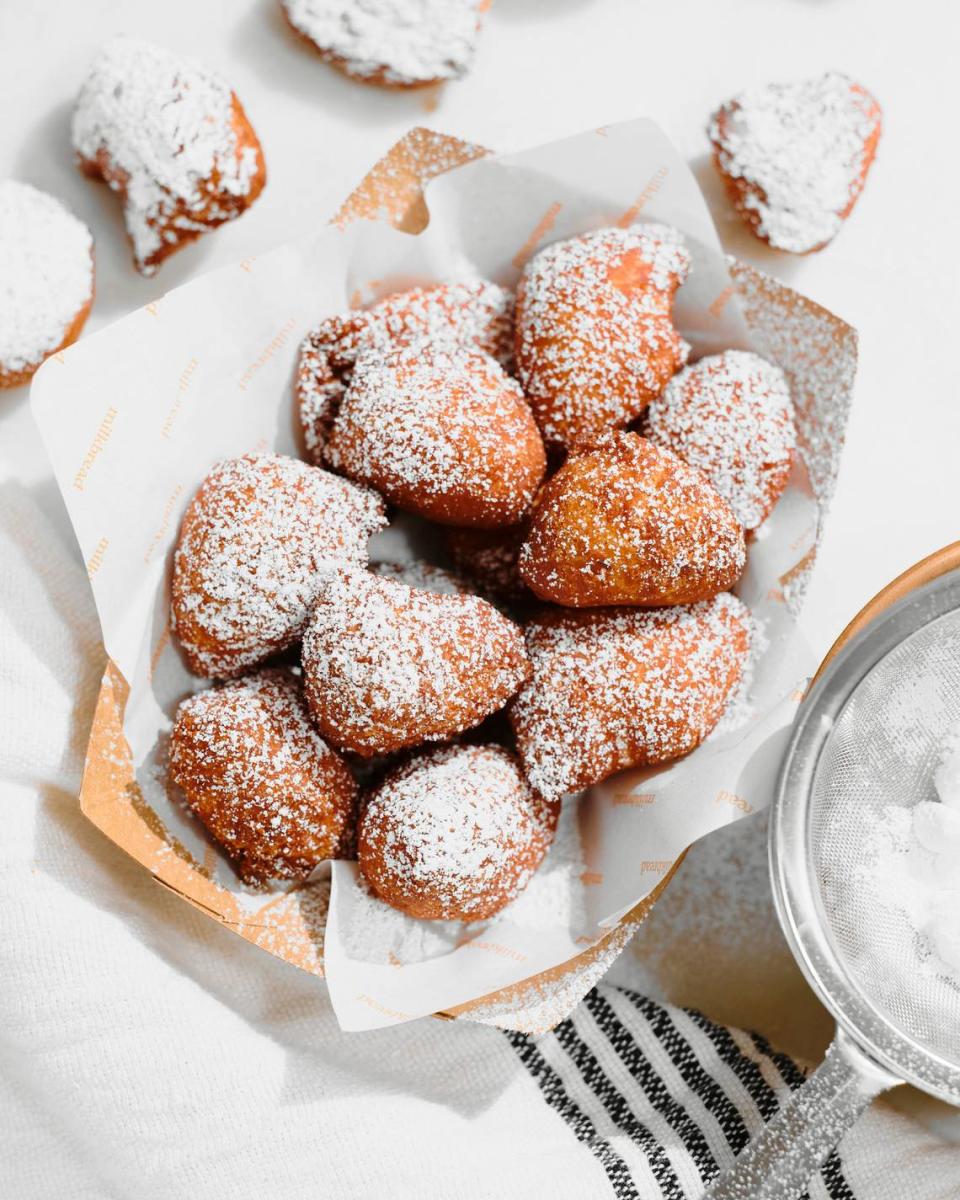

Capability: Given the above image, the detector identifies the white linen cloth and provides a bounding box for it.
[3,433,960,1199]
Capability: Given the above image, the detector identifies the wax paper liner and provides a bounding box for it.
[31,122,857,1033]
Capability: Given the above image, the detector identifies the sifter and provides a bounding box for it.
[706,544,960,1199]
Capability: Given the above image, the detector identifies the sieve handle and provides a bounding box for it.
[703,1029,897,1200]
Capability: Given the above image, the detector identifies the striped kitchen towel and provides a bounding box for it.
[507,983,852,1200]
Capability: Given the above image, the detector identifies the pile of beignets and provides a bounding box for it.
[168,222,797,922]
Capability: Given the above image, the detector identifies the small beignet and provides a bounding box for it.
[0,181,94,389]
[281,0,489,89]
[169,667,357,884]
[509,594,751,800]
[358,744,558,921]
[297,280,514,462]
[72,36,266,275]
[301,565,530,757]
[171,453,385,679]
[646,350,796,531]
[324,342,546,528]
[514,224,690,450]
[518,432,745,608]
[708,71,882,254]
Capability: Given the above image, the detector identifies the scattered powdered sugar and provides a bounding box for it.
[324,342,544,526]
[515,224,690,448]
[282,0,487,87]
[646,350,796,531]
[297,279,514,461]
[726,259,856,540]
[858,722,960,987]
[518,432,745,607]
[72,36,263,274]
[171,453,386,678]
[344,783,583,960]
[0,181,93,378]
[301,565,529,755]
[168,667,357,884]
[372,558,472,596]
[358,744,557,919]
[510,593,752,800]
[709,71,882,253]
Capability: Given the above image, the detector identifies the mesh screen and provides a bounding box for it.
[811,608,960,1068]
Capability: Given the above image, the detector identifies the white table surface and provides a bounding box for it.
[2,0,958,1142]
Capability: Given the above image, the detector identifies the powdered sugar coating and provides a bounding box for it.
[515,224,691,449]
[72,36,265,275]
[646,350,796,531]
[709,71,882,254]
[372,559,472,597]
[510,593,751,800]
[324,342,546,528]
[301,565,530,756]
[0,181,93,384]
[297,279,514,461]
[169,668,357,884]
[281,0,487,88]
[171,453,386,679]
[358,744,558,920]
[519,432,745,608]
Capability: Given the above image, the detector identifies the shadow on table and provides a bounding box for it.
[688,151,806,286]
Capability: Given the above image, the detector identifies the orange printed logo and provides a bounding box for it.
[616,165,669,227]
[640,859,673,874]
[73,406,118,492]
[709,286,735,318]
[512,202,563,270]
[86,537,109,579]
[611,791,655,806]
[355,994,414,1021]
[148,624,171,683]
[461,940,527,963]
[580,870,603,887]
[716,789,752,814]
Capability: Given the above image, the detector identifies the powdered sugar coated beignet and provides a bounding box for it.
[297,279,513,462]
[301,566,530,757]
[646,350,796,530]
[171,454,385,679]
[324,342,546,528]
[709,71,882,253]
[281,0,489,89]
[510,594,751,800]
[518,432,745,608]
[0,181,94,389]
[515,225,690,450]
[169,668,357,885]
[72,36,266,275]
[358,744,558,921]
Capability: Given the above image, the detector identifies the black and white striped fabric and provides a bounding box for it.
[506,983,854,1200]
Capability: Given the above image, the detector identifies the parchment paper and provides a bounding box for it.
[30,120,856,1031]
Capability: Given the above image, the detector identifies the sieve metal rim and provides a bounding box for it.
[771,552,960,1104]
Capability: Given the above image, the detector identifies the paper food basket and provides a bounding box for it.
[30,122,857,1033]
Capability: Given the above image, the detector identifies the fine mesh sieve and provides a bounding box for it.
[706,551,960,1200]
